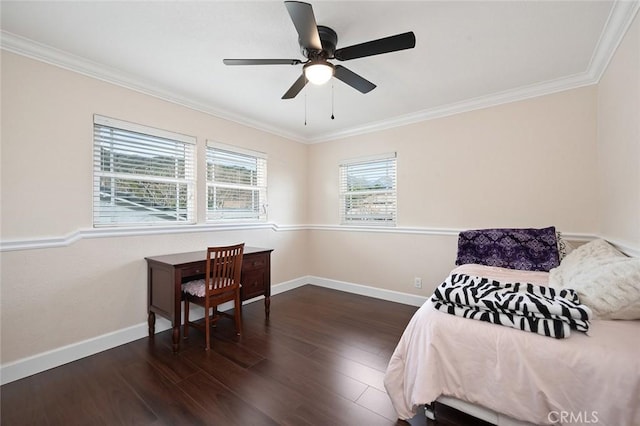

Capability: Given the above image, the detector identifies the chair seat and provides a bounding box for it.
[182,278,237,298]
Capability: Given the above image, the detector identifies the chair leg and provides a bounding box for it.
[204,305,211,351]
[183,298,189,338]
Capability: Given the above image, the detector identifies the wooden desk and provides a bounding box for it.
[145,246,273,352]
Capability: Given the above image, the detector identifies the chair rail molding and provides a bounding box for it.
[1,223,601,252]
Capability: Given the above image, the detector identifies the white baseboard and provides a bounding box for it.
[0,321,163,386]
[307,276,428,307]
[2,275,419,385]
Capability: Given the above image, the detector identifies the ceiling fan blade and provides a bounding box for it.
[284,1,322,51]
[334,65,376,94]
[223,59,302,65]
[282,74,308,99]
[334,31,416,61]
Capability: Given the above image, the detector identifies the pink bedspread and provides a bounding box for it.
[384,265,640,425]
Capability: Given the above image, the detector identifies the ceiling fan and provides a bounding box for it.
[223,1,416,99]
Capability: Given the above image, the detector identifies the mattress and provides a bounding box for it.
[384,264,640,425]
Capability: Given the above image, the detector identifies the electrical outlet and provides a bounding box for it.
[414,277,422,288]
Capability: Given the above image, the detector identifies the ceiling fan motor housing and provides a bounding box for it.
[303,25,337,59]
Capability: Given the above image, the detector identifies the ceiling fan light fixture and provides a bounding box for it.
[304,61,335,85]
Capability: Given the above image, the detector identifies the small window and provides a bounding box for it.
[339,153,397,225]
[206,142,267,222]
[93,115,196,226]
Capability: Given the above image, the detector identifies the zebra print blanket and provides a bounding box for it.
[431,273,592,338]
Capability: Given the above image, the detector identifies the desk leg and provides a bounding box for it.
[172,326,180,353]
[148,311,156,336]
[265,296,270,319]
[172,269,182,353]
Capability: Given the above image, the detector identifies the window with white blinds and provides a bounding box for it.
[206,142,267,222]
[93,115,196,226]
[339,153,397,225]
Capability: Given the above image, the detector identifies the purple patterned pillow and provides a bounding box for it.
[455,227,560,272]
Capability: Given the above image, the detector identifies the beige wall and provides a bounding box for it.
[308,88,599,229]
[597,12,640,247]
[1,52,308,238]
[307,87,600,295]
[2,11,638,368]
[0,52,309,363]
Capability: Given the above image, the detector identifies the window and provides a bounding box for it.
[339,153,397,225]
[93,115,196,226]
[206,142,267,222]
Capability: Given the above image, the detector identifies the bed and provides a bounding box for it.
[384,227,640,425]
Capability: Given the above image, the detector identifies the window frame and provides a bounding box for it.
[205,141,268,223]
[339,152,397,226]
[92,115,196,227]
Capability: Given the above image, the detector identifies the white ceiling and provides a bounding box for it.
[1,1,637,143]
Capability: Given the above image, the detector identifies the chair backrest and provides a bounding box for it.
[204,243,244,297]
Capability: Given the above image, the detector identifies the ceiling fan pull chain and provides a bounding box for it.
[304,92,307,126]
[331,84,335,120]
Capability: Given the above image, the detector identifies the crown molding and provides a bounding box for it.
[0,31,302,143]
[309,0,640,143]
[307,71,597,143]
[1,1,638,144]
[587,0,640,81]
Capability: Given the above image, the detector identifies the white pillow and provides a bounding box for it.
[549,239,640,320]
[556,231,575,261]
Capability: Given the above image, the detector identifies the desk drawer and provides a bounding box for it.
[241,269,267,300]
[243,253,268,271]
[181,264,205,279]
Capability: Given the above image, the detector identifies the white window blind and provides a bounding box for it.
[339,153,397,225]
[206,142,267,222]
[93,115,196,226]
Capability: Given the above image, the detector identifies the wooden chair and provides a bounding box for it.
[181,243,244,350]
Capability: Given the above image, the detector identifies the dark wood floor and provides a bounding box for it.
[1,285,420,425]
